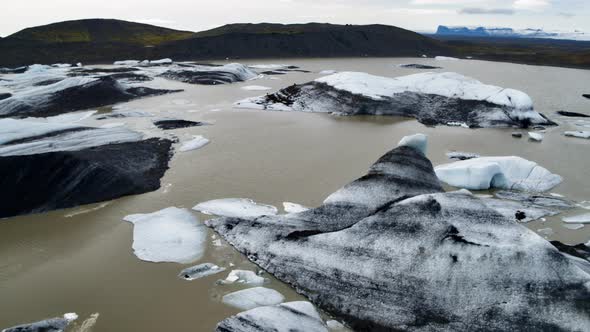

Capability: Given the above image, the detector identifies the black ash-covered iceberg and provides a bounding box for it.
[159,63,258,85]
[216,301,328,332]
[0,65,181,118]
[2,313,78,332]
[0,119,172,218]
[206,135,590,331]
[236,72,555,128]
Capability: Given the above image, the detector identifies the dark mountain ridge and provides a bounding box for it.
[0,19,588,69]
[0,20,450,67]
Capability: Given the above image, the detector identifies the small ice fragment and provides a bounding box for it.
[435,56,459,61]
[242,85,272,91]
[223,270,265,286]
[564,131,590,139]
[179,135,210,152]
[193,198,278,218]
[562,224,584,230]
[222,287,285,310]
[179,263,226,281]
[446,151,480,161]
[528,132,544,141]
[563,213,590,224]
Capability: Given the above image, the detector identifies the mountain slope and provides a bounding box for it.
[8,19,194,45]
[156,23,449,59]
[0,19,589,69]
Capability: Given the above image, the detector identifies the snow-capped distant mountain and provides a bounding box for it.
[436,25,590,41]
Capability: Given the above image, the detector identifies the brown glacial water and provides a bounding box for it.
[1,57,589,331]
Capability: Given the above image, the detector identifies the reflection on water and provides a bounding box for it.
[0,57,589,331]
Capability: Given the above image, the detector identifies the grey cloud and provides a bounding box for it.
[459,8,515,15]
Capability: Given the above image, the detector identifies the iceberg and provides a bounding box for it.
[193,198,278,218]
[235,72,553,128]
[565,131,590,139]
[206,134,589,331]
[563,213,590,224]
[179,263,226,281]
[223,270,265,286]
[160,63,258,85]
[435,156,562,192]
[123,207,207,264]
[2,312,78,332]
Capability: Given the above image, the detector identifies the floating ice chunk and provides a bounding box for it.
[52,63,72,68]
[447,151,480,161]
[435,156,562,192]
[179,263,226,281]
[114,60,140,66]
[161,63,258,85]
[319,70,338,75]
[222,287,285,310]
[241,85,272,91]
[193,198,278,218]
[2,313,78,332]
[63,313,78,321]
[435,56,459,61]
[447,121,469,128]
[283,202,310,214]
[224,270,265,286]
[528,132,544,141]
[397,134,427,154]
[216,301,327,332]
[563,213,590,224]
[179,136,210,152]
[565,131,590,139]
[123,207,206,264]
[150,58,173,65]
[562,224,584,230]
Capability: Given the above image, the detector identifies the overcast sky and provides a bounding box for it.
[1,0,588,37]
